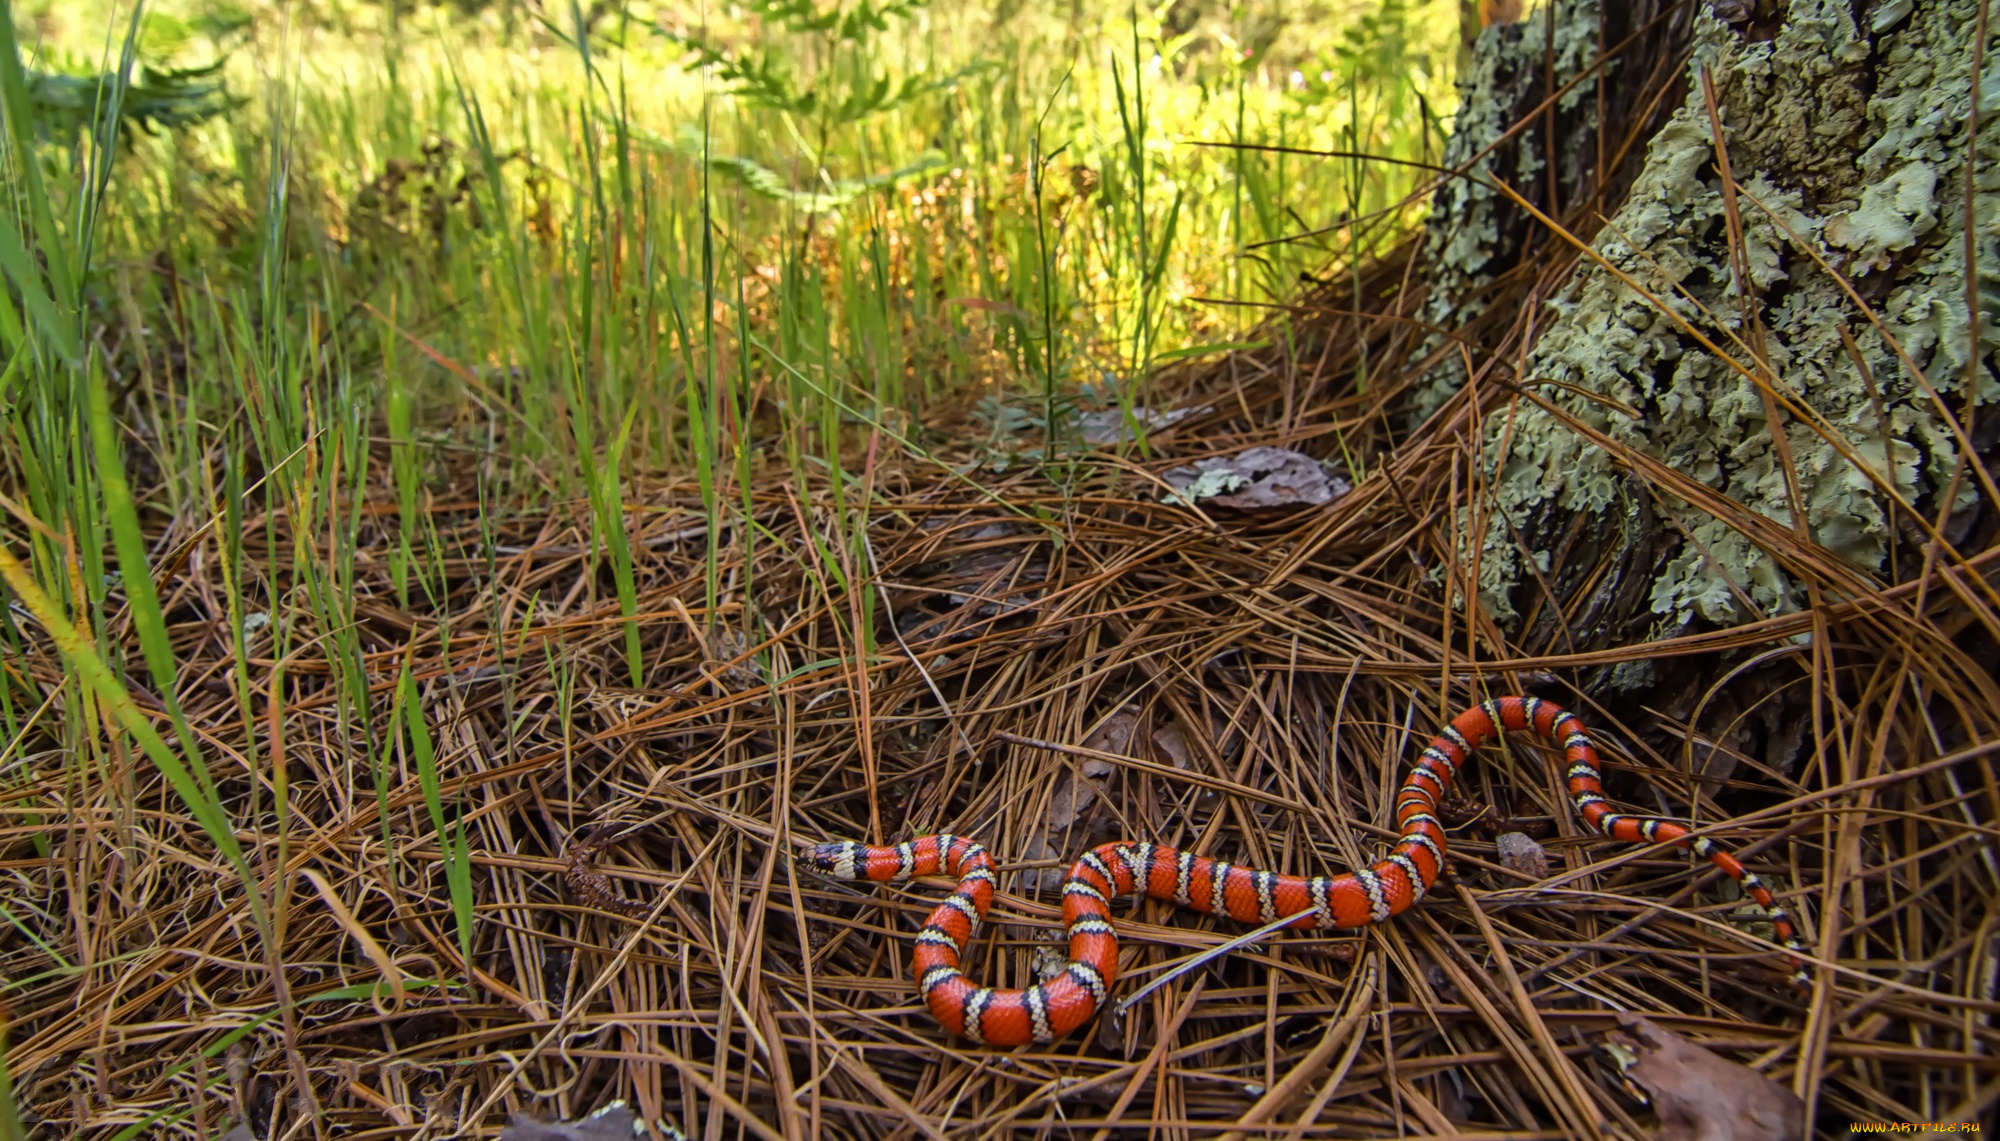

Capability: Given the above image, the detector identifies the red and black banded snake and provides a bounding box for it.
[790,696,1811,1047]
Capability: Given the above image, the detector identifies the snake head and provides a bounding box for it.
[798,841,860,879]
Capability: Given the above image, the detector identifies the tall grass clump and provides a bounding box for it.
[0,1,263,920]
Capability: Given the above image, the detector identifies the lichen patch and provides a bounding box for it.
[1445,0,1997,643]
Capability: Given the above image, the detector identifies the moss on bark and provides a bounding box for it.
[1412,0,1607,421]
[1454,0,1998,653]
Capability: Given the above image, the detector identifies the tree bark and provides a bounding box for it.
[1416,0,1998,769]
[1415,0,1693,420]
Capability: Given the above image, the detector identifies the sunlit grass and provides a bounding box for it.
[25,0,1458,474]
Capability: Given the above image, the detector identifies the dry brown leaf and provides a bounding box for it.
[1031,930,1069,984]
[1152,721,1193,769]
[1020,835,1068,893]
[1082,708,1141,754]
[1044,708,1129,830]
[941,548,1048,614]
[1024,711,1130,890]
[1027,707,1206,891]
[1161,446,1352,510]
[1043,757,1114,831]
[1605,1014,1805,1141]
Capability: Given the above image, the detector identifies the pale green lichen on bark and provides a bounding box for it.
[1410,0,1604,422]
[1466,0,1999,634]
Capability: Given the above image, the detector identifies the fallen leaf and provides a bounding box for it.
[1604,1014,1805,1141]
[1495,832,1549,879]
[938,549,1048,616]
[1161,447,1351,510]
[1023,711,1223,892]
[1024,710,1133,890]
[1044,755,1116,831]
[887,525,1050,643]
[1077,404,1208,445]
[501,1102,647,1141]
[1021,835,1067,893]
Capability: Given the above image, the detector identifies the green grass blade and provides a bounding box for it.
[0,543,261,929]
[0,0,76,313]
[0,215,76,364]
[447,811,475,966]
[86,354,207,767]
[0,1011,25,1141]
[397,662,474,966]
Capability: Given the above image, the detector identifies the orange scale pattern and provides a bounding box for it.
[803,697,1812,1047]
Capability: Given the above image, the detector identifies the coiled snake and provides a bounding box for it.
[577,696,1811,1047]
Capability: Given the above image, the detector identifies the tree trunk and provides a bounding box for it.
[1415,0,1694,421]
[1457,0,1526,75]
[1416,0,1998,770]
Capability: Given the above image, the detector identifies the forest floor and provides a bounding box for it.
[1,1,1994,1138]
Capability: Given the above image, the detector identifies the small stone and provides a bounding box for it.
[1495,831,1550,880]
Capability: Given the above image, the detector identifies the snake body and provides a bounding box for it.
[803,696,1810,1047]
